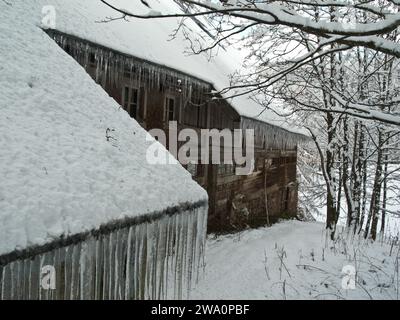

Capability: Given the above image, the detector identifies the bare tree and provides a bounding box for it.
[100,0,400,125]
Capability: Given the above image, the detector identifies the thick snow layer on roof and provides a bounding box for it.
[0,1,207,256]
[24,0,304,134]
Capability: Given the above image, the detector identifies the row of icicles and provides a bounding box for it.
[0,207,208,300]
[50,32,211,104]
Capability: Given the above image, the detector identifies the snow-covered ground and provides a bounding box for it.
[190,220,400,300]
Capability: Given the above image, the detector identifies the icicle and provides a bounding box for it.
[0,264,3,300]
[124,226,133,300]
[63,246,71,300]
[102,233,110,300]
[0,205,208,300]
[3,264,10,300]
[113,230,119,300]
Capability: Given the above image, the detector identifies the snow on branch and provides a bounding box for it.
[100,0,400,57]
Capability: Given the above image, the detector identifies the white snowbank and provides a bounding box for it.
[191,221,400,300]
[23,0,304,134]
[0,1,207,256]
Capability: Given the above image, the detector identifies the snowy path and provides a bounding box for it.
[190,221,400,300]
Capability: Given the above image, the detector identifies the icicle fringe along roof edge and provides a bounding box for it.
[0,200,207,267]
[37,0,306,137]
[0,205,208,299]
[45,30,210,88]
[46,29,308,142]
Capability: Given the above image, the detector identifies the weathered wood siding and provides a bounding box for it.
[49,31,301,233]
[208,150,298,232]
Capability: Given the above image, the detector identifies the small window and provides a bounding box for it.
[122,86,139,119]
[165,97,175,121]
[124,67,131,79]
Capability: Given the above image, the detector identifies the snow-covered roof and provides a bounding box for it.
[26,0,305,135]
[0,1,207,257]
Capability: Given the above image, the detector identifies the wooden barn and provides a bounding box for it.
[43,0,306,233]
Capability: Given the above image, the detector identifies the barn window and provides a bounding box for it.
[165,97,175,121]
[124,66,131,79]
[122,86,139,119]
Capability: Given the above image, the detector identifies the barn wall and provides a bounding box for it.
[47,31,302,234]
[207,149,298,233]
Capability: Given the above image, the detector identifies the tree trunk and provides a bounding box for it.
[326,112,338,240]
[342,117,356,231]
[381,150,389,237]
[351,121,361,234]
[364,130,384,240]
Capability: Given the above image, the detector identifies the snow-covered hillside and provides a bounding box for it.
[0,1,207,257]
[191,221,400,300]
